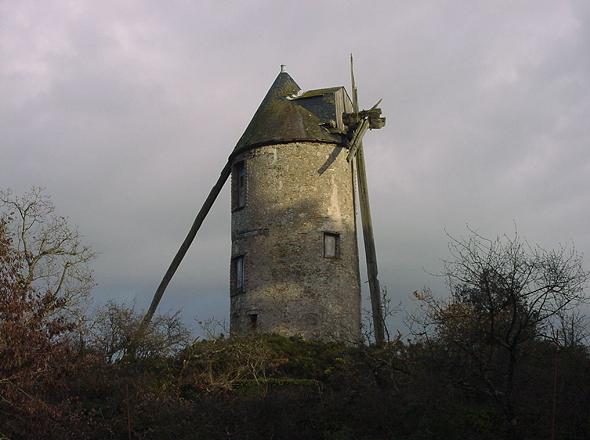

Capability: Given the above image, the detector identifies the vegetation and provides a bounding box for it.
[1,190,589,439]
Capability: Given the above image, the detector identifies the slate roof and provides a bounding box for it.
[231,71,347,157]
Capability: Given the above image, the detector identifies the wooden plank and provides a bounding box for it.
[356,144,386,345]
[136,160,232,341]
[346,99,384,162]
[350,54,386,345]
[346,118,370,162]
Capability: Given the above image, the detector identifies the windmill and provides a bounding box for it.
[138,57,386,344]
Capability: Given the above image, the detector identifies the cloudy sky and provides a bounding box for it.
[2,0,589,333]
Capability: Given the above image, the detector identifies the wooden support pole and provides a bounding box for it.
[356,144,386,345]
[136,160,232,342]
[350,54,386,345]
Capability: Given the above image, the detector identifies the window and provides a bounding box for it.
[323,232,340,258]
[232,161,246,210]
[232,255,244,292]
[249,313,258,330]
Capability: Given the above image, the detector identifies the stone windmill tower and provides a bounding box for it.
[140,61,386,343]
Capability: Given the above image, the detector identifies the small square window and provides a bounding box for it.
[323,232,340,258]
[232,255,244,292]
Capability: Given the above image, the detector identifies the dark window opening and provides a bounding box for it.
[232,161,246,210]
[323,232,340,258]
[249,313,258,330]
[232,255,244,292]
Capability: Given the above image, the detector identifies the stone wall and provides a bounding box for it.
[230,141,361,341]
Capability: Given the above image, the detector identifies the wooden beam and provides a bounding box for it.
[345,99,385,162]
[346,118,370,162]
[356,144,386,345]
[350,53,386,345]
[136,160,232,343]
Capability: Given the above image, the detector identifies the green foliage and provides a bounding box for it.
[2,320,590,439]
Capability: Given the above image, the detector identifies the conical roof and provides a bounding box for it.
[232,71,345,157]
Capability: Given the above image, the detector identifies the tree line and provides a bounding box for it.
[1,188,589,440]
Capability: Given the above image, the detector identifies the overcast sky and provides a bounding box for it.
[2,1,589,334]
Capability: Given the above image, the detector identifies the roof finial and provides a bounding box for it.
[280,64,286,73]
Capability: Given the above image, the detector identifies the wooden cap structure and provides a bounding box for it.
[231,70,352,158]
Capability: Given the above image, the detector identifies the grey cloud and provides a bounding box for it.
[1,1,589,333]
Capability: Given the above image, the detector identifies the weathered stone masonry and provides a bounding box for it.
[230,142,361,340]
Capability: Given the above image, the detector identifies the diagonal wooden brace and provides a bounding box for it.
[346,118,370,162]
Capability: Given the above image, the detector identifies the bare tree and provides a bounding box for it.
[179,336,273,392]
[547,307,588,348]
[361,286,400,344]
[0,218,79,437]
[89,301,192,362]
[413,229,589,440]
[442,229,588,341]
[0,187,95,317]
[196,316,229,340]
